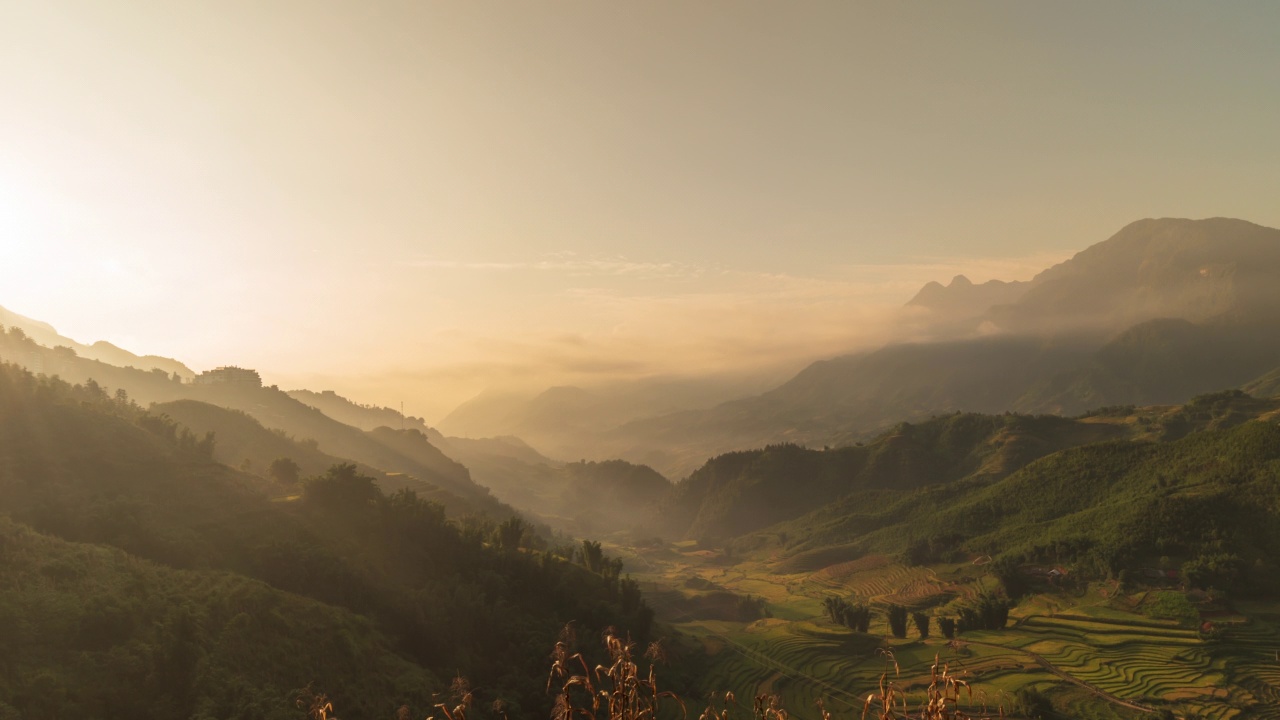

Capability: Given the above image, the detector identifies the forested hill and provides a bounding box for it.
[663,391,1280,596]
[0,363,660,718]
[287,388,432,434]
[655,411,1130,542]
[0,322,509,520]
[151,398,478,512]
[660,389,1280,550]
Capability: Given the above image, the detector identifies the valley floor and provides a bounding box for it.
[612,542,1280,720]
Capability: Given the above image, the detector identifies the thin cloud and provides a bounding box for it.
[279,249,1072,421]
[407,255,703,280]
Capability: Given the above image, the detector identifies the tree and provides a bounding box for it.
[912,612,930,640]
[846,603,871,633]
[1011,688,1053,719]
[938,617,956,639]
[579,540,605,573]
[495,516,526,552]
[887,604,908,638]
[302,463,379,510]
[268,457,301,485]
[991,555,1029,598]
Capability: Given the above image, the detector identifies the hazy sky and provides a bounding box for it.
[3,1,1280,420]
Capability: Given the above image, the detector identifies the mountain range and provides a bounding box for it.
[5,216,1280,527]
[437,217,1280,479]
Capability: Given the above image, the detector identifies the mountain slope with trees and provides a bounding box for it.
[0,362,659,718]
[661,390,1280,600]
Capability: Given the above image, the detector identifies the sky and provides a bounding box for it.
[3,1,1280,420]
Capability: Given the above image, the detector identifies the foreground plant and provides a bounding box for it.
[549,627,686,720]
[863,651,990,720]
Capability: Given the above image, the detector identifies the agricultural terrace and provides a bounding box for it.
[611,541,1280,720]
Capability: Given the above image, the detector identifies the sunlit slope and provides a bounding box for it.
[0,303,193,377]
[177,382,511,518]
[2,323,515,520]
[288,387,433,433]
[0,362,656,716]
[0,323,192,404]
[153,398,474,509]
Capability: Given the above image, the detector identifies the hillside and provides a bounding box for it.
[554,460,673,538]
[175,382,509,518]
[288,388,432,434]
[656,411,1131,543]
[0,518,439,719]
[0,362,659,717]
[0,304,193,378]
[1243,366,1280,399]
[152,399,473,510]
[0,322,547,522]
[659,390,1280,598]
[990,217,1280,334]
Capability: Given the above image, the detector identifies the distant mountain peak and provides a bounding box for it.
[995,216,1280,334]
[905,273,1029,325]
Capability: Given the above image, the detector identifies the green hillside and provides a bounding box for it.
[0,518,437,720]
[0,363,659,718]
[716,393,1280,597]
[555,460,673,538]
[659,411,1130,543]
[151,399,472,510]
[1,324,512,520]
[1244,366,1280,399]
[178,383,501,515]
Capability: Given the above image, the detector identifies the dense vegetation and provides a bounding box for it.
[0,363,657,718]
[658,411,1129,542]
[652,390,1280,600]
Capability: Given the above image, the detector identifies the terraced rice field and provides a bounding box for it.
[987,615,1262,720]
[802,559,935,601]
[880,575,947,606]
[627,541,1280,719]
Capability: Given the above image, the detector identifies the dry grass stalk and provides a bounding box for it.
[698,691,736,720]
[860,648,906,720]
[862,651,996,720]
[549,628,686,720]
[753,694,788,720]
[296,685,335,720]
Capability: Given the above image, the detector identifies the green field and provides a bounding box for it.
[614,542,1280,720]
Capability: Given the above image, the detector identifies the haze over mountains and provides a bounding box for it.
[6,217,1280,718]
[436,217,1280,479]
[0,304,194,379]
[4,216,1280,517]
